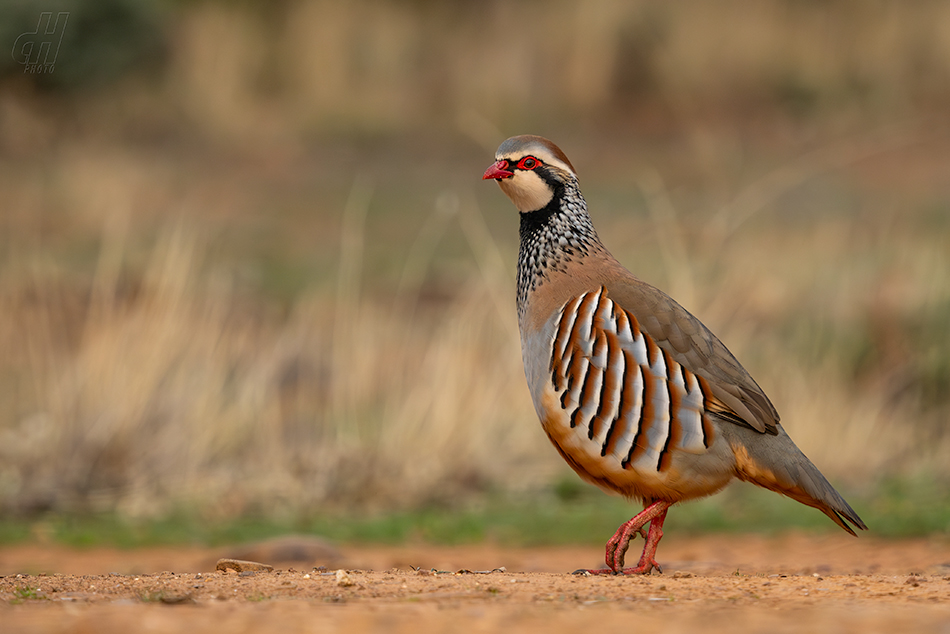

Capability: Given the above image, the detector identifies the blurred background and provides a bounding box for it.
[0,0,948,544]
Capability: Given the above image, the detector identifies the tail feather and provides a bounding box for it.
[788,462,867,535]
[727,424,868,535]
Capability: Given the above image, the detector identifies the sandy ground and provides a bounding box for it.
[2,533,950,633]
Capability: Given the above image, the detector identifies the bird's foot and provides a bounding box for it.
[604,523,650,571]
[571,556,661,576]
[578,526,655,575]
[620,557,663,575]
[572,567,611,576]
[602,501,671,573]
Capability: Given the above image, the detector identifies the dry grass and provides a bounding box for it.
[0,181,554,519]
[1,133,948,522]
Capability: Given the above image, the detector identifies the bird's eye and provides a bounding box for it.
[517,156,540,170]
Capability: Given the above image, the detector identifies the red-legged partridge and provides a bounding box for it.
[483,135,866,575]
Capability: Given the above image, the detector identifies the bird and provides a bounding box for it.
[482,134,866,575]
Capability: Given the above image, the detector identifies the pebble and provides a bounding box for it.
[335,569,355,587]
[215,558,274,573]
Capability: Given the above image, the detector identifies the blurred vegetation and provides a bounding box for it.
[0,1,948,540]
[2,477,949,549]
[1,0,166,90]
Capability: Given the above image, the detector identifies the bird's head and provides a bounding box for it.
[482,135,577,213]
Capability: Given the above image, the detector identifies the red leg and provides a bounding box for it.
[620,504,668,574]
[576,500,671,575]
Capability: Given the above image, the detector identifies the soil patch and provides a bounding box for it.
[2,533,950,633]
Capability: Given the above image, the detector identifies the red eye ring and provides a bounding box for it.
[517,156,540,170]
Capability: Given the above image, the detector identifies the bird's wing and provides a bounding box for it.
[605,277,780,435]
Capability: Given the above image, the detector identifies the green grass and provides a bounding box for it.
[1,477,946,550]
[10,586,45,603]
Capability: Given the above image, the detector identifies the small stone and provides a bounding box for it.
[215,558,274,573]
[335,569,355,587]
[671,571,693,579]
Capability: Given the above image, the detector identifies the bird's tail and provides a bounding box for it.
[725,424,867,535]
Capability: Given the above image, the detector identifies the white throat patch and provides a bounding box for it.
[498,171,554,213]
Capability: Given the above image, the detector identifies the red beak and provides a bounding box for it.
[482,160,514,180]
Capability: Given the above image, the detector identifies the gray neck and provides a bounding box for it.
[517,180,602,324]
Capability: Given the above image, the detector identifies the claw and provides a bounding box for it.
[621,555,664,575]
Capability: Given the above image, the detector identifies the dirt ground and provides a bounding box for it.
[2,532,950,633]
